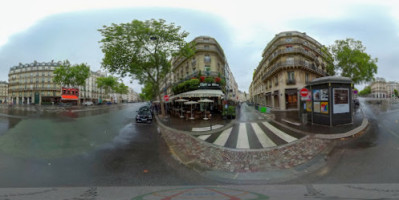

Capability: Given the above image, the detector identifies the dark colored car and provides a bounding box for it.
[136,110,153,123]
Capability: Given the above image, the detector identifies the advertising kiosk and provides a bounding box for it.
[303,76,353,126]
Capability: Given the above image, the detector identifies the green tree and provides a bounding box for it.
[98,19,195,117]
[359,86,371,96]
[114,82,129,95]
[394,89,398,97]
[329,38,378,84]
[53,60,90,103]
[96,76,118,102]
[140,82,155,101]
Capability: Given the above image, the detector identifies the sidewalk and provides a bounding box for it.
[266,107,366,136]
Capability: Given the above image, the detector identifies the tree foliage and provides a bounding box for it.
[394,89,398,97]
[96,76,118,94]
[140,82,155,101]
[329,38,378,84]
[98,19,195,98]
[114,82,129,95]
[359,86,371,96]
[53,60,90,88]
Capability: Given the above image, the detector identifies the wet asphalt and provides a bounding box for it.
[1,98,399,187]
[0,103,218,187]
[291,97,399,184]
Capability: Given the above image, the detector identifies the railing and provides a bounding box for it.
[262,38,328,61]
[266,48,317,66]
[262,59,327,81]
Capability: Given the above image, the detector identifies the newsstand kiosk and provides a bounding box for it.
[301,76,353,126]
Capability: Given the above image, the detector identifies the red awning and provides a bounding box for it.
[61,95,78,100]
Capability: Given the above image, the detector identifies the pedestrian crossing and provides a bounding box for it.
[196,121,303,149]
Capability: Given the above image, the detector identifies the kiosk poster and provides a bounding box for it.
[320,89,329,101]
[313,89,320,101]
[314,102,320,113]
[321,102,328,114]
[306,101,312,112]
[333,88,349,113]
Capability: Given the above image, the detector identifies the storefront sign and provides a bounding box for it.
[333,88,349,114]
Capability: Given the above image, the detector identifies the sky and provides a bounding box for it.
[1,0,399,93]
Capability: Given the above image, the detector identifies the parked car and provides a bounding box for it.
[136,110,153,123]
[138,105,153,116]
[83,101,93,106]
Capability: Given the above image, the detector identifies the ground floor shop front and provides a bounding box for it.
[253,88,300,111]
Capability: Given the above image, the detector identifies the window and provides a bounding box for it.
[191,57,196,67]
[204,45,209,49]
[305,73,309,83]
[275,76,278,86]
[287,71,295,85]
[204,54,211,63]
[286,57,294,65]
[285,37,292,42]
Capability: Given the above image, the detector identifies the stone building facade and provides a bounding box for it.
[370,77,388,98]
[0,81,8,103]
[8,61,62,105]
[161,36,237,101]
[250,31,332,110]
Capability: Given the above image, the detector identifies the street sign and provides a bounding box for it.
[163,95,169,102]
[300,88,309,97]
[354,90,358,95]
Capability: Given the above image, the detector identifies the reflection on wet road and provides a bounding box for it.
[0,103,217,187]
[294,98,399,184]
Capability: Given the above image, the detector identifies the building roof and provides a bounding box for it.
[309,76,352,86]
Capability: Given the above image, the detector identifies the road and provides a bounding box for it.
[0,103,217,187]
[292,97,399,184]
[0,99,399,187]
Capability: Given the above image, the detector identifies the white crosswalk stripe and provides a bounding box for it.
[198,134,211,140]
[262,121,297,142]
[213,127,232,146]
[236,123,250,149]
[251,123,276,148]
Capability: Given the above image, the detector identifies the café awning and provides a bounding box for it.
[61,95,78,100]
[171,89,224,99]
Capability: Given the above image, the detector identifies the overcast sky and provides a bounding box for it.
[1,0,399,93]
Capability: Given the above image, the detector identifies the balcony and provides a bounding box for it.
[266,47,317,66]
[262,59,327,82]
[263,38,326,61]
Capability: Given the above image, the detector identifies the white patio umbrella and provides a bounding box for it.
[184,101,198,120]
[198,98,214,120]
[174,98,188,118]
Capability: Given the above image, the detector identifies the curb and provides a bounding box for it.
[155,114,335,184]
[256,108,369,140]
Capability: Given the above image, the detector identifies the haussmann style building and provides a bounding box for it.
[0,81,8,103]
[8,61,63,105]
[8,61,120,105]
[162,36,238,102]
[250,31,333,110]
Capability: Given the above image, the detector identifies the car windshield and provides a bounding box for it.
[0,1,398,199]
